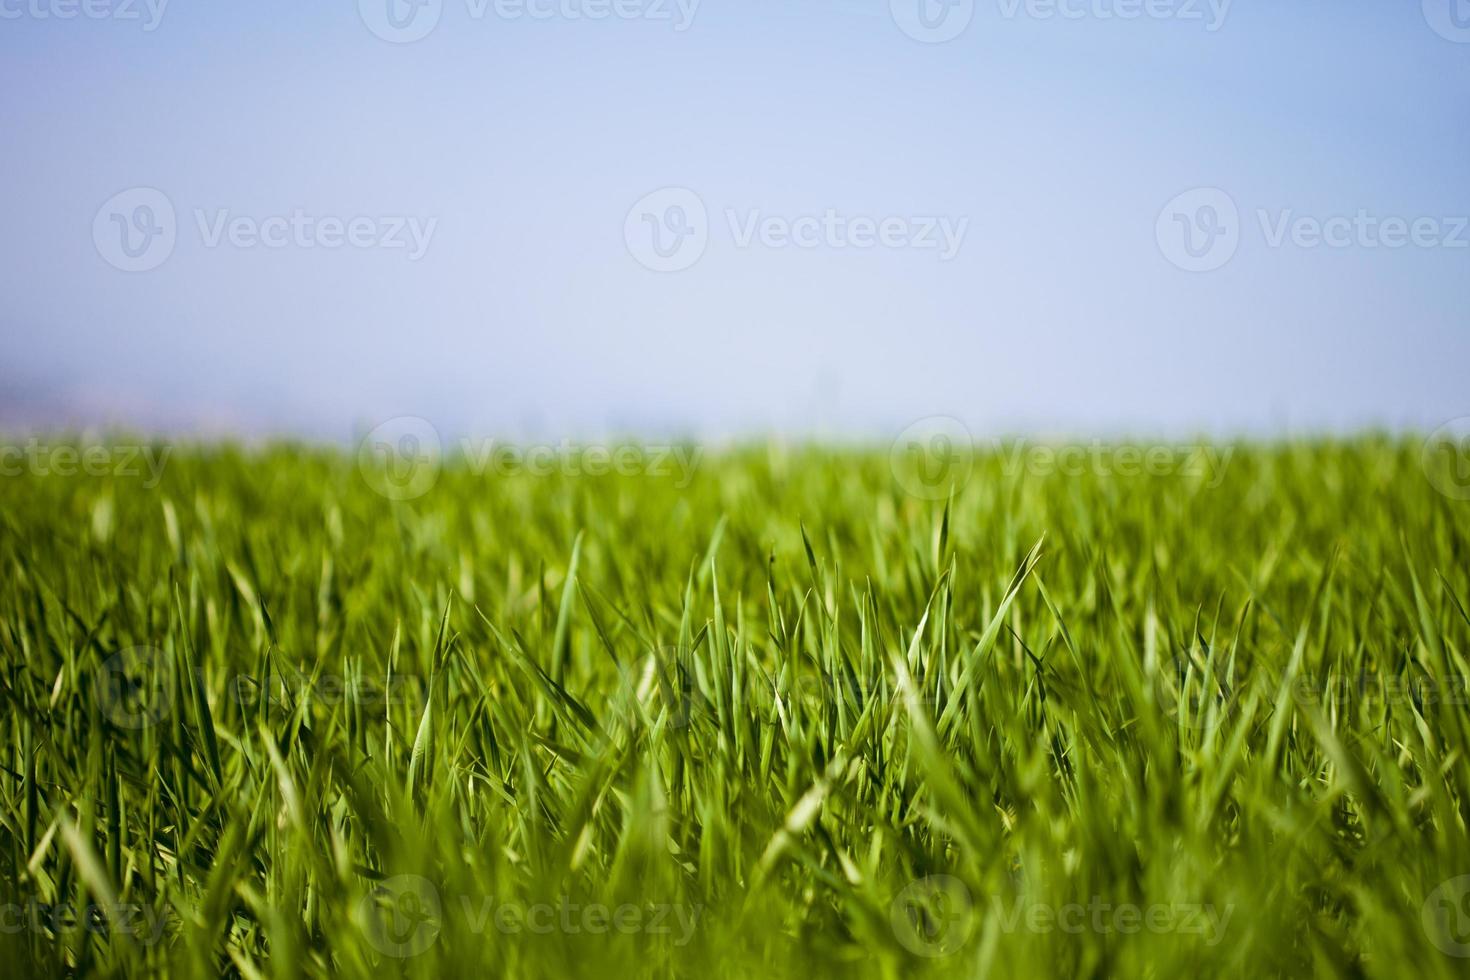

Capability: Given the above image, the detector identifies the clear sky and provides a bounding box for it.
[2,0,1467,441]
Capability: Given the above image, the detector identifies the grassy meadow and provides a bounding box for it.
[2,432,1470,977]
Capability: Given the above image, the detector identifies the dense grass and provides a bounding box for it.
[2,435,1469,978]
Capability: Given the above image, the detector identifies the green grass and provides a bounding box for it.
[2,435,1470,978]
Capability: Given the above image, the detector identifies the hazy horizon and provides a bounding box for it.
[3,0,1467,441]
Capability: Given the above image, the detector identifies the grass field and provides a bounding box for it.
[3,432,1470,978]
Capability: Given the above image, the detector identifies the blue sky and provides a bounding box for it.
[1,0,1467,440]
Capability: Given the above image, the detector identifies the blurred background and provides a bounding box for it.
[1,0,1466,443]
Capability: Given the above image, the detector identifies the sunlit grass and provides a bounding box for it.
[2,435,1468,978]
